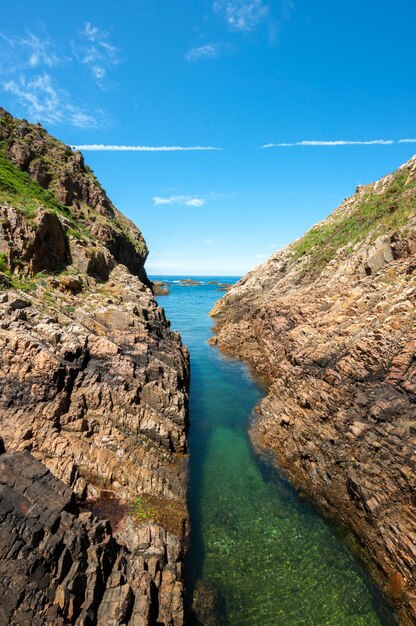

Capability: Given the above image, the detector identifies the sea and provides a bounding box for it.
[150,275,394,626]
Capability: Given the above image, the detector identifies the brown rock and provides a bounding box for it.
[0,108,190,625]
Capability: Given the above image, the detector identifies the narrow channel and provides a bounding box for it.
[154,276,393,626]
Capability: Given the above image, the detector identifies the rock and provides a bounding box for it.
[152,280,170,296]
[364,236,394,275]
[0,107,148,280]
[28,157,52,188]
[9,296,31,310]
[192,579,224,626]
[57,274,83,294]
[0,207,70,275]
[211,154,416,625]
[0,450,184,625]
[0,108,190,625]
[180,279,201,285]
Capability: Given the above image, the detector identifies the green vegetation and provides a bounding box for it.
[0,110,147,255]
[0,151,68,219]
[292,170,416,274]
[0,151,90,241]
[0,271,37,292]
[129,496,157,523]
[0,252,8,273]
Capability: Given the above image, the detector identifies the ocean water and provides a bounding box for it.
[152,276,394,626]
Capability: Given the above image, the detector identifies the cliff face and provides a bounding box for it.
[0,442,184,626]
[0,108,189,624]
[211,156,416,624]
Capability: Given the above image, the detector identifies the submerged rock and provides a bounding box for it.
[191,579,224,626]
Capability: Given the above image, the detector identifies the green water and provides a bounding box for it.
[154,276,394,626]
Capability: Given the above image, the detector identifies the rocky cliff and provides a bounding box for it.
[0,108,189,624]
[211,156,416,624]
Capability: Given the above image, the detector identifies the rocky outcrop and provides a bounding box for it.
[0,109,189,624]
[0,107,148,281]
[0,443,184,625]
[0,266,189,502]
[211,156,416,624]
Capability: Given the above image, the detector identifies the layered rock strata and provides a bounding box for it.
[211,156,416,624]
[0,108,189,624]
[0,443,184,625]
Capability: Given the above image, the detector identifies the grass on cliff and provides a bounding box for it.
[292,169,416,273]
[0,150,67,217]
[0,151,88,238]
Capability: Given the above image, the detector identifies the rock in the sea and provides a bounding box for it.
[191,579,224,626]
[211,155,416,625]
[152,280,170,296]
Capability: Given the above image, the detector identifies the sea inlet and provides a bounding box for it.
[153,276,393,626]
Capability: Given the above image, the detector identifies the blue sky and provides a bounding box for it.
[1,0,416,275]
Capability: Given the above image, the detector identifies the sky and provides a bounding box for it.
[1,0,416,275]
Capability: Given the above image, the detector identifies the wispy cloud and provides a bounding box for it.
[262,139,396,147]
[0,24,120,127]
[398,138,416,144]
[185,44,220,61]
[213,0,269,31]
[74,144,222,152]
[0,32,58,73]
[204,239,215,245]
[4,74,98,127]
[75,22,120,84]
[153,195,206,207]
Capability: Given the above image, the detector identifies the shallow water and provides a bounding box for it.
[153,276,393,626]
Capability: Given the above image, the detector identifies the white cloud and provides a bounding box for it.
[76,22,120,84]
[153,195,206,207]
[262,139,395,147]
[0,26,115,127]
[398,138,416,144]
[0,32,58,74]
[204,239,214,245]
[4,74,97,127]
[185,44,220,61]
[25,32,58,68]
[213,0,269,31]
[74,144,222,152]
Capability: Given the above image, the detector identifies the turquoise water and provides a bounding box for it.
[152,276,394,626]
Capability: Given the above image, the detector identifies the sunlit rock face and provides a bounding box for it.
[0,108,189,625]
[211,156,416,625]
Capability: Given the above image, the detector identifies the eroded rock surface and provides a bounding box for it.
[211,156,416,624]
[0,444,184,625]
[0,109,189,624]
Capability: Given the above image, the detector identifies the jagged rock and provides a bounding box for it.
[0,108,189,625]
[0,107,148,281]
[211,155,416,625]
[28,158,52,188]
[0,206,71,275]
[0,449,184,625]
